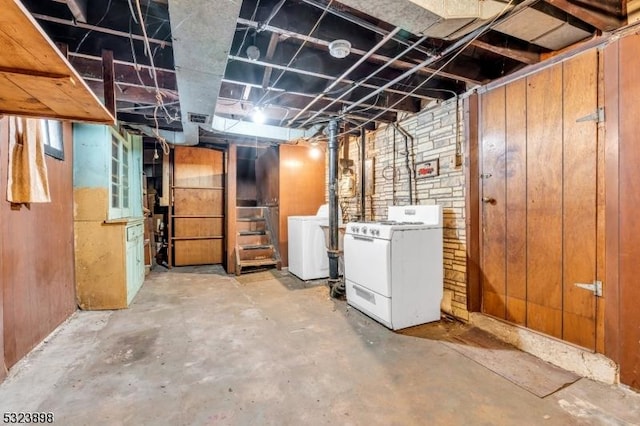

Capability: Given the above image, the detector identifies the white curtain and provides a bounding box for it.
[7,116,51,203]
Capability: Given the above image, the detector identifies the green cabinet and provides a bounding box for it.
[73,124,145,309]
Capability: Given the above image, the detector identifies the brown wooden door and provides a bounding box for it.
[480,51,599,350]
[172,147,225,266]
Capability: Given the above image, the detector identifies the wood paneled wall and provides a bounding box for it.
[255,145,325,267]
[278,145,325,266]
[0,117,76,373]
[605,34,640,390]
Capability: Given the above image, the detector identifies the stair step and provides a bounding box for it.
[238,258,279,267]
[239,231,266,236]
[240,244,273,250]
[237,217,266,222]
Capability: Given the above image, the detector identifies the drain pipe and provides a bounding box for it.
[328,119,340,286]
[360,128,366,220]
[393,123,414,204]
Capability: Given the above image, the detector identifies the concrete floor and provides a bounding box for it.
[1,268,639,425]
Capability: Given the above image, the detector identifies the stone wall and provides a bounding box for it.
[338,98,469,320]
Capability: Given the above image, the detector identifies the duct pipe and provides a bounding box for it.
[394,123,415,204]
[328,119,340,287]
[360,129,366,220]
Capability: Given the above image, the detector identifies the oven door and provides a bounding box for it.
[344,234,391,297]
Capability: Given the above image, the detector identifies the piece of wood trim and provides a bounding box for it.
[171,236,224,241]
[102,49,116,118]
[226,144,238,274]
[465,93,482,313]
[603,39,620,363]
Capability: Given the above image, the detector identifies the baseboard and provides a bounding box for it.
[469,313,619,385]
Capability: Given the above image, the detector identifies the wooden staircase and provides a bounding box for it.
[235,207,281,275]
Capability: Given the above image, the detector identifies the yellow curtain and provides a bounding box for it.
[7,116,51,203]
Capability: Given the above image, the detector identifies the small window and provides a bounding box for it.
[109,128,132,218]
[41,120,64,160]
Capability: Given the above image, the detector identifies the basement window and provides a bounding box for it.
[109,128,131,218]
[41,119,64,160]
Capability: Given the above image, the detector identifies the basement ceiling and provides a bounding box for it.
[19,0,626,145]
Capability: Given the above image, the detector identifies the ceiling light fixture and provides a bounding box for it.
[246,45,261,61]
[252,107,266,124]
[328,39,351,59]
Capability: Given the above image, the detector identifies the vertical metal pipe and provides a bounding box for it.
[360,129,366,220]
[328,119,339,281]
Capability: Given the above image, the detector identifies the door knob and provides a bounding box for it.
[482,197,496,204]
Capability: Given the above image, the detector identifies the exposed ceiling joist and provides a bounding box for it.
[68,53,177,91]
[471,40,541,65]
[227,55,437,102]
[31,13,172,47]
[236,17,483,86]
[261,33,280,90]
[221,79,416,114]
[544,0,625,31]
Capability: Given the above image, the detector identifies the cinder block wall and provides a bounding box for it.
[339,98,469,321]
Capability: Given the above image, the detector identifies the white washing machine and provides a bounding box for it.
[288,204,341,280]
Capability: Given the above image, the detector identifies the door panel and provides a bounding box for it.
[479,51,599,350]
[562,51,598,348]
[505,79,528,326]
[172,147,225,266]
[526,64,564,339]
[480,87,507,319]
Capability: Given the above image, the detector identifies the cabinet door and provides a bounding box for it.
[126,223,144,304]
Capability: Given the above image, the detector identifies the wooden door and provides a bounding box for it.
[172,147,225,266]
[480,51,599,350]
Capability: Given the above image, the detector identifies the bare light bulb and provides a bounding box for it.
[309,146,322,159]
[252,107,265,124]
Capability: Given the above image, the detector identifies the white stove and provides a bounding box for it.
[344,205,443,330]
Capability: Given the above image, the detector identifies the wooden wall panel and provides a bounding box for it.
[0,119,76,370]
[255,147,279,206]
[226,144,237,274]
[172,147,225,266]
[173,189,224,216]
[174,240,224,266]
[526,64,564,339]
[603,40,620,365]
[0,119,5,380]
[504,80,528,326]
[173,147,224,188]
[480,87,507,319]
[464,94,481,312]
[278,145,325,267]
[561,51,598,349]
[618,34,640,390]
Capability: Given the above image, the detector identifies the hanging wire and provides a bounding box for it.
[133,0,180,155]
[336,0,517,137]
[74,0,113,53]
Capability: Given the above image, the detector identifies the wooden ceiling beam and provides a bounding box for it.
[471,40,540,65]
[544,0,625,31]
[68,53,177,90]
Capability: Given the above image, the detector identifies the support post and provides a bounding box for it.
[328,119,340,286]
[360,129,366,220]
